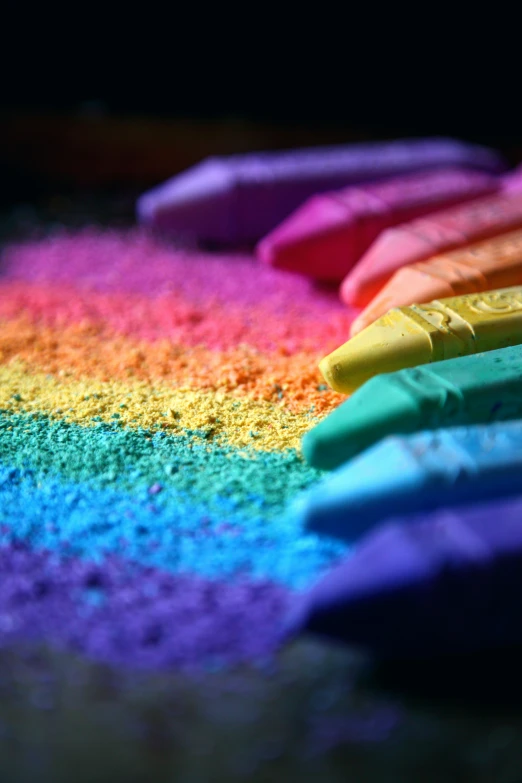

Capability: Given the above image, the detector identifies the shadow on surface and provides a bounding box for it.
[369,644,522,710]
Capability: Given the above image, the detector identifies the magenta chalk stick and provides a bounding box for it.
[257,167,498,281]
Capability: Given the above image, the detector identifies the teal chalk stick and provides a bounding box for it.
[302,345,522,470]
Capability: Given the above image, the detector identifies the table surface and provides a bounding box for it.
[2,176,522,783]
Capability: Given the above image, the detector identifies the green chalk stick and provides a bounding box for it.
[302,345,522,470]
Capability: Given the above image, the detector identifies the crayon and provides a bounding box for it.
[303,345,522,470]
[287,495,522,657]
[351,228,522,335]
[256,168,498,281]
[137,138,505,244]
[294,418,522,543]
[320,286,522,395]
[341,192,522,307]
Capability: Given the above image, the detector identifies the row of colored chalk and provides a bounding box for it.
[281,146,522,657]
[137,136,522,335]
[136,138,522,659]
[293,350,522,657]
[272,146,522,657]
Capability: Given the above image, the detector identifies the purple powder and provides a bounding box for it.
[0,544,290,671]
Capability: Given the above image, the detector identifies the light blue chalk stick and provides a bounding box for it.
[294,418,522,542]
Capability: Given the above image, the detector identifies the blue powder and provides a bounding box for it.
[0,465,347,589]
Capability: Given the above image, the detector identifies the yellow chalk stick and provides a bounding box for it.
[320,286,522,393]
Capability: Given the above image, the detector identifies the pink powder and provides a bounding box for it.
[2,228,348,310]
[0,247,352,353]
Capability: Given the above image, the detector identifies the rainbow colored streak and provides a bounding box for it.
[0,230,351,669]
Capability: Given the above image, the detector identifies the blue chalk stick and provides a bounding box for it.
[294,418,522,542]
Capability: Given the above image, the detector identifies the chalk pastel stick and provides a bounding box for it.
[341,192,522,307]
[295,418,522,543]
[303,345,522,471]
[137,138,506,244]
[256,168,498,281]
[288,496,522,657]
[502,165,522,194]
[351,228,522,335]
[320,286,522,395]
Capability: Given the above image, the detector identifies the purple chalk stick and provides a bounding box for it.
[287,496,522,658]
[137,138,506,244]
[503,164,522,194]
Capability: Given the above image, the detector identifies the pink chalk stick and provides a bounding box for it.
[341,191,522,307]
[257,168,498,282]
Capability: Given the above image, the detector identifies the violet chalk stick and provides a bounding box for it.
[137,138,505,244]
[288,496,522,657]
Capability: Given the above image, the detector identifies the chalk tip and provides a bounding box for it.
[340,272,377,309]
[256,236,277,266]
[302,422,356,471]
[342,227,435,308]
[257,194,352,276]
[349,313,368,337]
[301,427,332,471]
[136,158,235,239]
[256,232,303,270]
[318,356,348,395]
[339,276,360,307]
[301,427,320,464]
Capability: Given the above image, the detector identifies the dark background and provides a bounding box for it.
[1,4,520,161]
[3,10,522,782]
[2,4,521,219]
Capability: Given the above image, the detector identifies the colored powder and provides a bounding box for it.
[0,413,322,517]
[0,231,353,353]
[0,361,320,451]
[0,542,290,670]
[0,465,345,587]
[0,229,342,306]
[0,227,354,670]
[0,316,342,415]
[0,279,347,353]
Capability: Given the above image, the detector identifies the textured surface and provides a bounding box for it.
[0,227,354,663]
[352,227,522,334]
[342,191,522,306]
[3,205,522,782]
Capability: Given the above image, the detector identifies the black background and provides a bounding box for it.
[2,2,520,145]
